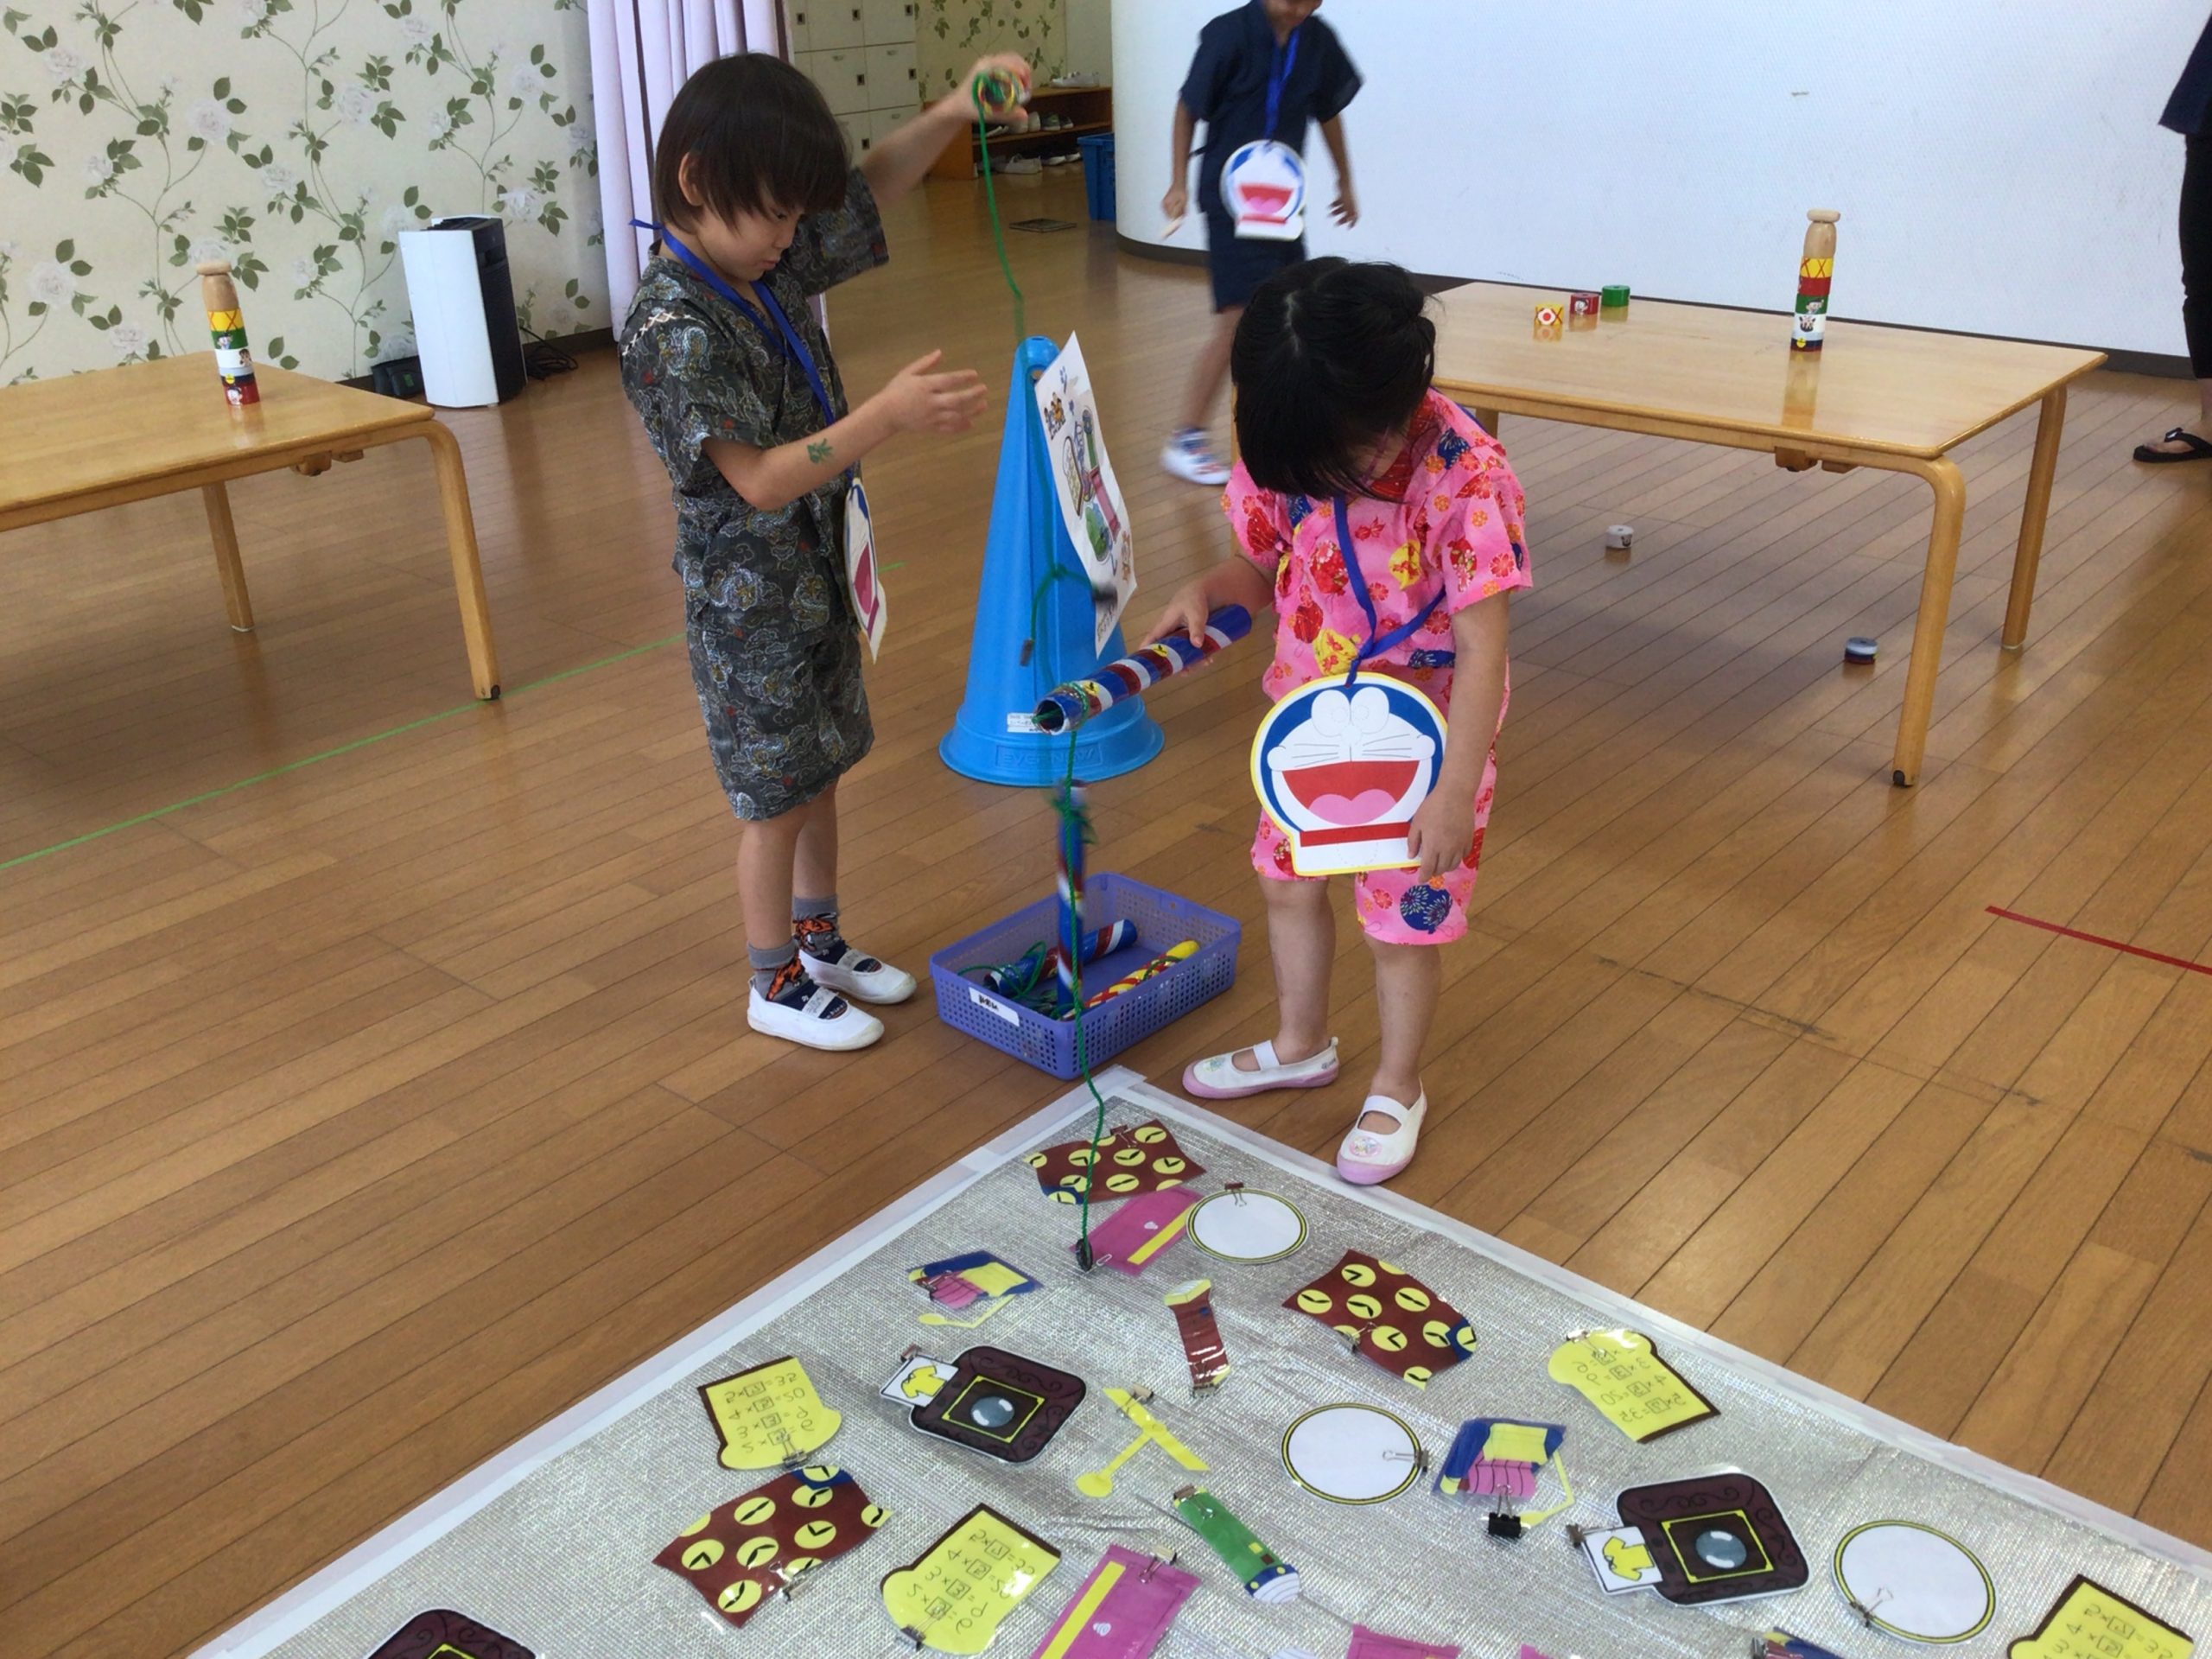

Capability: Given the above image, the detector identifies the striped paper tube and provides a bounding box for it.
[1033,606,1252,734]
[1070,938,1197,1016]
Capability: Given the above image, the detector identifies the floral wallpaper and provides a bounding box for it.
[920,0,1066,94]
[0,0,602,384]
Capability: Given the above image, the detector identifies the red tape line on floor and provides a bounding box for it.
[1984,906,2212,978]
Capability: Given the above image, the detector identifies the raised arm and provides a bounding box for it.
[861,53,1033,208]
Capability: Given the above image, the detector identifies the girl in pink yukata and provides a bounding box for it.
[1145,258,1529,1185]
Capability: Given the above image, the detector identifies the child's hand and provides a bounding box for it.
[966,54,1033,128]
[1161,183,1188,229]
[1332,183,1359,227]
[877,350,988,435]
[1404,791,1474,881]
[1141,581,1214,649]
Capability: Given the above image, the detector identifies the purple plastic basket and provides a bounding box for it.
[931,873,1240,1078]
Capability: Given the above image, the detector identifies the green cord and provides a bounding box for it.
[1054,729,1112,1268]
[968,67,1110,1261]
[970,73,1026,342]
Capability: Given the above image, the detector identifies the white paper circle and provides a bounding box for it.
[1189,1191,1307,1263]
[1281,1404,1422,1504]
[1834,1521,1995,1643]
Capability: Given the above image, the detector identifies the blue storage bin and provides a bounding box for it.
[931,872,1238,1078]
[1079,132,1116,222]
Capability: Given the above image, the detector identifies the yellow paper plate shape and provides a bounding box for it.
[880,1505,1060,1654]
[698,1356,841,1471]
[1547,1328,1716,1443]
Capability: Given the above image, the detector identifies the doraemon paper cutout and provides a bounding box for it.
[844,480,887,661]
[1222,140,1306,241]
[1251,677,1446,875]
[1034,335,1135,654]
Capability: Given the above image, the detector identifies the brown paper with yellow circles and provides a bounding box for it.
[1283,1249,1477,1388]
[1024,1118,1205,1205]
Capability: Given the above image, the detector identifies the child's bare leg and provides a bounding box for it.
[1179,306,1243,434]
[1363,937,1440,1123]
[1236,874,1333,1071]
[737,798,810,957]
[793,780,837,901]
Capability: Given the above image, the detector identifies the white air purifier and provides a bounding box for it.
[397,215,526,408]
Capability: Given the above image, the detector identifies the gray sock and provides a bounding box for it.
[749,940,799,999]
[792,892,837,921]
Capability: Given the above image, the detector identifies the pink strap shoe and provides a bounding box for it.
[1336,1092,1427,1185]
[1182,1038,1339,1100]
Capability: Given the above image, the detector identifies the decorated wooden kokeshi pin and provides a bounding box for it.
[1791,210,1839,352]
[197,259,259,406]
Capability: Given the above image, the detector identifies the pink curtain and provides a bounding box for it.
[588,0,786,323]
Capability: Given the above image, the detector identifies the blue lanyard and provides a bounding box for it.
[1263,26,1300,142]
[633,219,838,431]
[1332,494,1444,683]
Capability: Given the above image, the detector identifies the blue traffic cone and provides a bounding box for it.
[939,336,1162,785]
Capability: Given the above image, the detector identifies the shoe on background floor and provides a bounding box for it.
[1161,427,1230,486]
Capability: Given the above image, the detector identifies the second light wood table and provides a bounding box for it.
[1427,283,2105,785]
[0,353,500,699]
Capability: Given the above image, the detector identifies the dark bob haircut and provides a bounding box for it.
[1231,259,1436,501]
[653,54,849,234]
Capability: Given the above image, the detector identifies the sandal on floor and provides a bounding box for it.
[1182,1038,1339,1100]
[2133,427,2212,464]
[1336,1091,1427,1185]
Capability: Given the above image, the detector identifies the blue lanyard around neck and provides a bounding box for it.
[635,219,837,431]
[1263,26,1300,142]
[1332,494,1444,683]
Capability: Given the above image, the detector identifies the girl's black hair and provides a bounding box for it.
[653,54,849,234]
[1232,258,1437,501]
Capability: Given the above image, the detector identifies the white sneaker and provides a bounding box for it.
[747,971,884,1051]
[1161,429,1230,486]
[802,944,917,1005]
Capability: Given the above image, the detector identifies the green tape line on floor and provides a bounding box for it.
[0,632,683,874]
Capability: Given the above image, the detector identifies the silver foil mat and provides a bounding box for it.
[249,1085,2212,1659]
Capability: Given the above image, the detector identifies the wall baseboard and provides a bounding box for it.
[340,326,617,392]
[1111,233,2192,378]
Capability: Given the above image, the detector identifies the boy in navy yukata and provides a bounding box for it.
[1160,0,1363,486]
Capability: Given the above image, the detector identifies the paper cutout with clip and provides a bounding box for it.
[698,1355,840,1471]
[1077,1186,1198,1274]
[1173,1484,1299,1602]
[1346,1628,1460,1659]
[1833,1521,1995,1643]
[655,1465,888,1627]
[911,1345,1086,1463]
[1027,1120,1203,1205]
[1548,1328,1716,1441]
[1075,1386,1206,1497]
[882,1505,1061,1655]
[1284,1250,1476,1388]
[912,1251,1039,1327]
[1580,1472,1808,1605]
[1025,1545,1198,1659]
[1435,1417,1573,1535]
[1165,1280,1230,1390]
[363,1610,535,1659]
[1761,1634,1854,1659]
[2011,1578,2191,1659]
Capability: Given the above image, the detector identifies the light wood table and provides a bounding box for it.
[1428,283,2106,785]
[0,353,500,699]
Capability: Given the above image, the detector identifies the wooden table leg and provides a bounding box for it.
[2001,385,2067,652]
[201,481,254,632]
[1473,406,1502,436]
[1891,456,1967,787]
[419,420,501,700]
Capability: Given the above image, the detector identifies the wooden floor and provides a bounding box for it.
[4,168,2212,1656]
